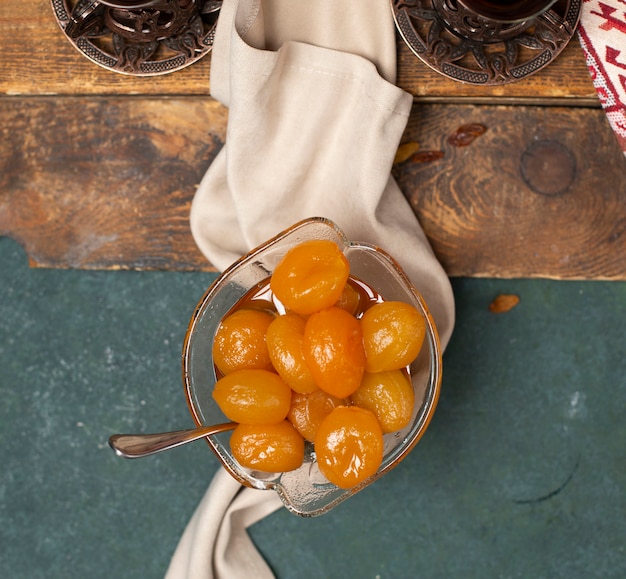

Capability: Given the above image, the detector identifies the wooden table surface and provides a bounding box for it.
[1,0,625,279]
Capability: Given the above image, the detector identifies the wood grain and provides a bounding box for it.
[0,0,598,102]
[394,104,626,279]
[2,97,625,278]
[0,97,226,270]
[1,1,622,279]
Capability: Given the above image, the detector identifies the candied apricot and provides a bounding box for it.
[303,306,366,398]
[288,390,347,442]
[334,281,361,316]
[315,406,384,489]
[230,420,305,472]
[266,313,318,394]
[360,301,425,373]
[351,370,415,433]
[270,240,350,315]
[212,369,291,424]
[212,309,274,375]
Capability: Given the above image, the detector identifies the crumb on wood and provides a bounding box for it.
[394,141,420,164]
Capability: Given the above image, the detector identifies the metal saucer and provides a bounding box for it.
[51,0,221,76]
[391,0,582,85]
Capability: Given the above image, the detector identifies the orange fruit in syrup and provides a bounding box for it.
[351,370,415,433]
[287,390,347,442]
[303,306,366,398]
[266,313,318,394]
[360,301,425,372]
[212,369,291,424]
[315,406,384,489]
[334,281,361,316]
[212,309,274,375]
[230,420,305,472]
[270,239,349,315]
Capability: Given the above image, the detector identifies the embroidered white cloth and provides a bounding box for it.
[578,0,626,155]
[167,0,455,577]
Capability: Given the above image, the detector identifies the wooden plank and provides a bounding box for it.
[1,96,625,278]
[0,0,597,102]
[394,104,626,280]
[0,96,226,270]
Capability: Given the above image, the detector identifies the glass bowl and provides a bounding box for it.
[182,217,442,517]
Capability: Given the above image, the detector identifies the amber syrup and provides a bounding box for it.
[228,275,384,319]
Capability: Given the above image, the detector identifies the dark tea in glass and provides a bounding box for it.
[457,0,559,22]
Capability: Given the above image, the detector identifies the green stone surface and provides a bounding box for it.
[1,236,624,578]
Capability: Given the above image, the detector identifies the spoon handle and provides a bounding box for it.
[109,422,237,459]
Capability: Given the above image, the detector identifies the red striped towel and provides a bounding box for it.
[578,0,626,155]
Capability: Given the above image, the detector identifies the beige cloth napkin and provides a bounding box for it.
[189,0,454,346]
[168,0,456,577]
[166,467,282,578]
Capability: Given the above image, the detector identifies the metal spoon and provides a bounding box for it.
[109,421,237,459]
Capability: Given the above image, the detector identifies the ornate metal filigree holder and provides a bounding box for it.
[391,0,581,85]
[51,0,222,75]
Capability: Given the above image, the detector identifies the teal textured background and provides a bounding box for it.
[1,236,624,578]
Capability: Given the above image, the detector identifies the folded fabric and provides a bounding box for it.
[578,0,626,156]
[170,0,456,577]
[166,467,282,578]
[190,0,455,348]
